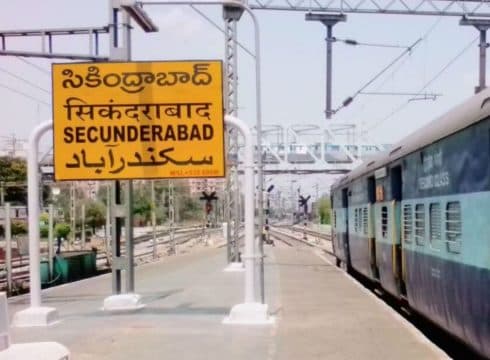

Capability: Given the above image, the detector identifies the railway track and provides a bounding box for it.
[269,226,334,256]
[271,223,332,241]
[0,225,218,293]
[129,227,220,262]
[132,225,203,245]
[2,224,327,293]
[290,225,331,241]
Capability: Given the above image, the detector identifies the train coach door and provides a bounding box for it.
[341,188,351,269]
[391,165,407,297]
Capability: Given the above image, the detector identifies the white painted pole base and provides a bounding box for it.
[0,342,70,360]
[223,262,245,272]
[103,294,145,312]
[222,303,275,325]
[12,307,58,327]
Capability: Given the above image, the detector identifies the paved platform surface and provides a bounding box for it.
[6,243,447,359]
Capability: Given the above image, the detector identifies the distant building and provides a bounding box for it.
[188,178,226,195]
[76,181,100,200]
[0,136,27,159]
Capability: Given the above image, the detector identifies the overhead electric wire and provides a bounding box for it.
[344,17,444,149]
[360,91,442,98]
[421,17,444,40]
[333,38,422,114]
[366,35,479,133]
[355,17,444,109]
[16,57,51,76]
[348,55,412,123]
[189,4,255,58]
[0,82,50,106]
[331,37,410,49]
[0,65,50,94]
[335,17,445,118]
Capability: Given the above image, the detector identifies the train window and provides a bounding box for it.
[429,203,442,249]
[354,209,358,232]
[403,204,413,243]
[367,177,376,203]
[415,204,425,245]
[381,206,388,238]
[363,207,368,236]
[390,166,402,201]
[446,202,462,253]
[358,208,362,233]
[333,210,336,229]
[356,208,362,233]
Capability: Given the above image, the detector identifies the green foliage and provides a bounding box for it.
[155,206,167,223]
[318,197,332,225]
[0,157,26,182]
[133,189,152,223]
[179,194,202,221]
[52,186,72,223]
[84,200,106,232]
[11,220,27,235]
[55,223,71,239]
[39,212,49,226]
[96,185,111,205]
[40,225,49,238]
[0,157,27,204]
[85,181,206,226]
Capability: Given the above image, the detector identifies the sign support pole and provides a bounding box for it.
[105,184,111,266]
[103,1,143,311]
[223,115,273,325]
[5,203,12,296]
[70,182,75,250]
[48,204,54,281]
[168,181,176,255]
[81,203,86,249]
[151,180,157,259]
[12,120,58,327]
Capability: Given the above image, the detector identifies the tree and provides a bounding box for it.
[0,157,27,204]
[39,212,49,226]
[84,200,106,233]
[179,194,202,221]
[11,220,27,236]
[40,225,49,238]
[133,186,152,225]
[96,184,111,205]
[55,223,71,239]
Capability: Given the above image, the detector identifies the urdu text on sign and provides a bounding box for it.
[52,60,225,181]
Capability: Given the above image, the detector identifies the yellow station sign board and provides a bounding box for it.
[52,60,225,181]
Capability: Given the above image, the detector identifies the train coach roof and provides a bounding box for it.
[332,87,490,190]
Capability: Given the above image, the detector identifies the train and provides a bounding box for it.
[330,88,490,358]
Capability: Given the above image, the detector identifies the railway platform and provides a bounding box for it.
[5,241,447,359]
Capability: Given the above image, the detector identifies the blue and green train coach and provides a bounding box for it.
[331,89,490,357]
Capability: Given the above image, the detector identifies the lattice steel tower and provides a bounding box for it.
[223,5,243,263]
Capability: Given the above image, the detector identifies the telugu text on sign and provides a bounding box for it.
[52,60,225,181]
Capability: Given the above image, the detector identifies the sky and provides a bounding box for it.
[0,0,486,199]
